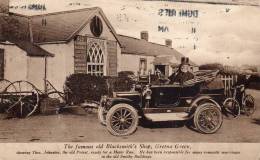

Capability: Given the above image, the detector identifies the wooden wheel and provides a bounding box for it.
[0,79,16,113]
[5,81,40,118]
[0,79,15,93]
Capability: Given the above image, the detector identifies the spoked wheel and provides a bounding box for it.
[223,98,240,119]
[0,79,14,93]
[106,103,138,136]
[5,81,40,118]
[0,79,17,113]
[242,94,255,116]
[194,103,223,134]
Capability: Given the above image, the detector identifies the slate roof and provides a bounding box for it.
[152,56,179,65]
[31,7,96,43]
[1,7,192,64]
[118,34,184,62]
[0,7,121,56]
[12,40,54,57]
[30,7,119,44]
[1,7,120,44]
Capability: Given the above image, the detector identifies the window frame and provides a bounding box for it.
[139,58,147,75]
[86,41,105,76]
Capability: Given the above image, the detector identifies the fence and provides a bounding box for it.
[220,74,238,97]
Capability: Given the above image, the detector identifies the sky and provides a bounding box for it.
[8,0,260,66]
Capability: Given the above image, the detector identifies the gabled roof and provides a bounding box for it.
[118,34,184,62]
[2,7,120,45]
[29,7,120,44]
[1,7,122,56]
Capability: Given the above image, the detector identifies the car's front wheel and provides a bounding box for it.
[106,103,138,136]
[194,103,223,134]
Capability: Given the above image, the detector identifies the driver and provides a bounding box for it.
[169,57,194,85]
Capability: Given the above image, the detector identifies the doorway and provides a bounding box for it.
[155,65,166,75]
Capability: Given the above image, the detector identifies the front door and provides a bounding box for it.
[0,49,4,79]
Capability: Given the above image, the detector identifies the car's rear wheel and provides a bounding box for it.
[223,98,240,119]
[106,103,138,136]
[194,103,223,134]
[98,106,106,126]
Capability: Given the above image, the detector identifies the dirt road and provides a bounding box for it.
[0,90,259,143]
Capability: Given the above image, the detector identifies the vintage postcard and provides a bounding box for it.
[0,0,260,159]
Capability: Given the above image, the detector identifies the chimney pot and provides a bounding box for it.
[0,0,9,14]
[140,31,148,41]
[165,39,172,48]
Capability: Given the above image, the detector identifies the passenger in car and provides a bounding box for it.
[169,57,194,85]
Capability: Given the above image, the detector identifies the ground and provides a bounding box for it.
[0,90,260,143]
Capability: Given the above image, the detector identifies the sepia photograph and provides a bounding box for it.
[0,0,260,159]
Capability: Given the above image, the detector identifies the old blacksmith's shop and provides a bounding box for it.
[0,1,186,91]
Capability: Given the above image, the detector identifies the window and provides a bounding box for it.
[86,42,104,76]
[42,18,47,26]
[90,16,103,37]
[191,27,196,33]
[139,58,147,75]
[0,49,4,79]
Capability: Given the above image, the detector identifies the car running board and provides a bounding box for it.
[144,112,190,122]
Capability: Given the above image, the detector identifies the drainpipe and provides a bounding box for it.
[44,56,47,93]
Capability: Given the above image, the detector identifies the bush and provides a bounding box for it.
[65,74,135,104]
[65,74,108,104]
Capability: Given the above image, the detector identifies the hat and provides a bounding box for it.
[181,57,190,65]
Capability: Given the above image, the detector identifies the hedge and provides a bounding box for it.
[65,74,135,104]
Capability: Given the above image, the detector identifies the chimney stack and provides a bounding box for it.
[165,39,172,48]
[140,31,148,41]
[0,0,9,14]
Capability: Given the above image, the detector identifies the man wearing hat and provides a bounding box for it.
[169,57,194,84]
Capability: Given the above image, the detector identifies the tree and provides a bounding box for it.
[0,14,30,41]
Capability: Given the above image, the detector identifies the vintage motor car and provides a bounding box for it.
[97,70,253,136]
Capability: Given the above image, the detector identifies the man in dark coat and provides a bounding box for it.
[169,57,194,84]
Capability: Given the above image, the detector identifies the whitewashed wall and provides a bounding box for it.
[0,44,47,91]
[0,44,28,82]
[40,41,74,92]
[118,53,155,75]
[27,57,45,90]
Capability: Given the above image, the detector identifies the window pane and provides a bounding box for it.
[100,65,103,72]
[87,65,91,73]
